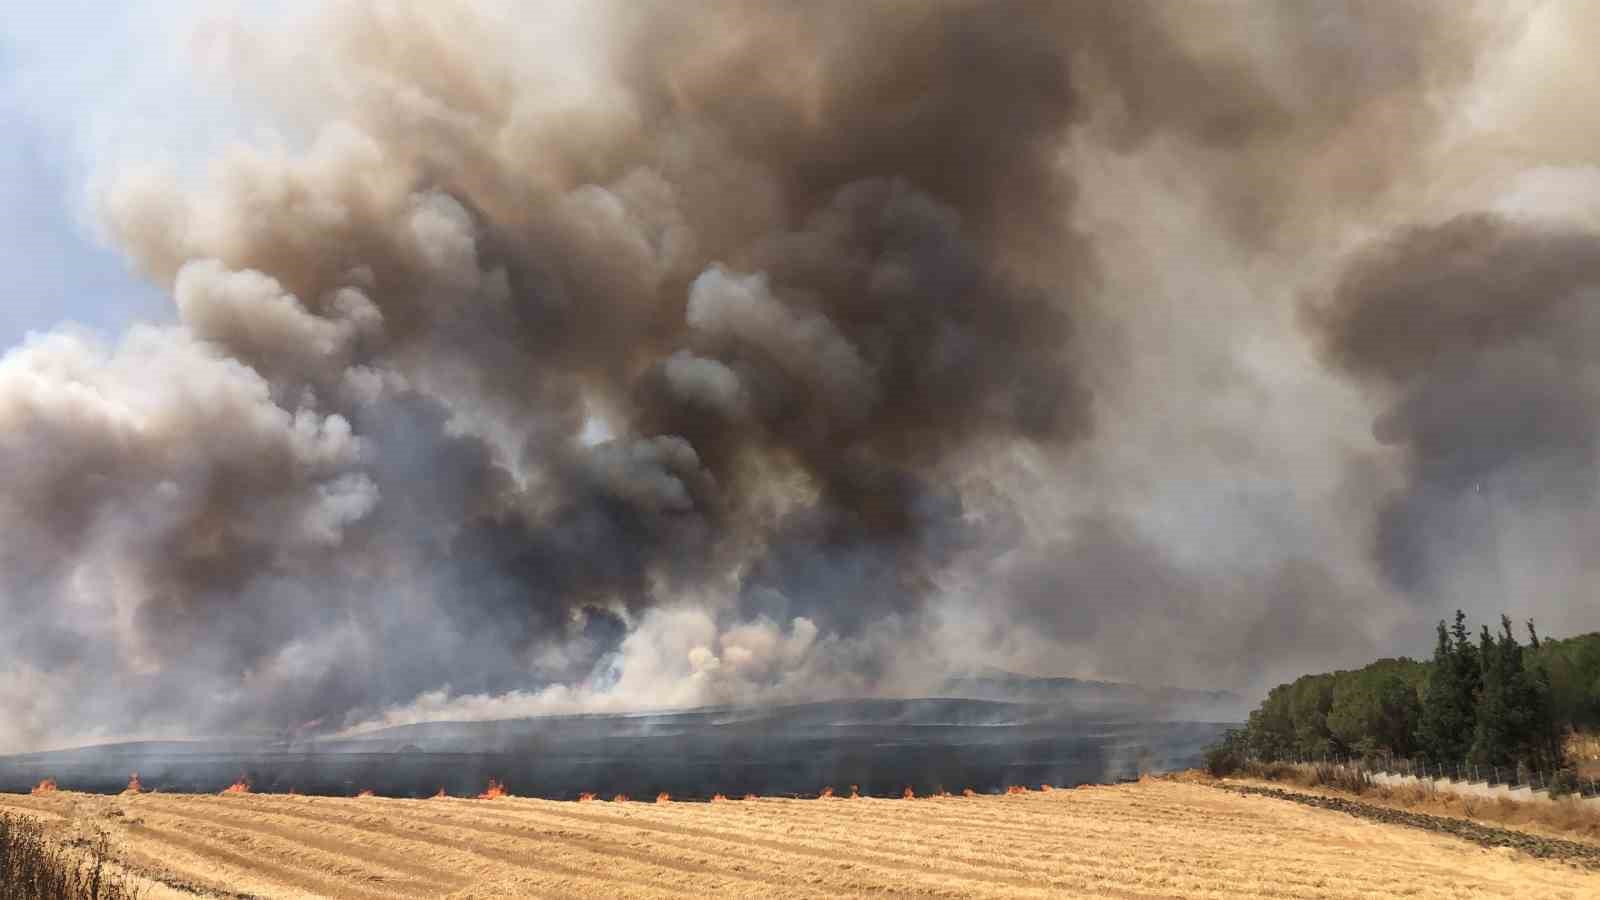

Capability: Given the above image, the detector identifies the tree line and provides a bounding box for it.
[1211,613,1600,773]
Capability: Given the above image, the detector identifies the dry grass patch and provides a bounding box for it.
[0,811,143,900]
[1207,764,1600,845]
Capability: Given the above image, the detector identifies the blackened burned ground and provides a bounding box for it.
[1212,782,1600,869]
[0,698,1230,799]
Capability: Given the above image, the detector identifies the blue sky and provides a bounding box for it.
[0,3,212,350]
[0,74,168,349]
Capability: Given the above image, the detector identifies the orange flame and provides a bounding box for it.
[849,784,860,799]
[577,791,596,802]
[655,792,671,804]
[357,788,375,798]
[1005,785,1027,795]
[431,788,446,799]
[31,778,57,795]
[123,773,142,794]
[221,777,251,795]
[901,786,916,800]
[962,788,976,797]
[710,793,728,803]
[612,793,630,803]
[477,778,507,800]
[741,793,756,801]
[818,786,835,799]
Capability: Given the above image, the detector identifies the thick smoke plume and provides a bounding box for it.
[1313,214,1600,625]
[3,0,1596,751]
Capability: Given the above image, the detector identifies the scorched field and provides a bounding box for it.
[2,780,1595,899]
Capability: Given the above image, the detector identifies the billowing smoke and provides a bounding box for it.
[3,0,1596,751]
[1312,213,1600,632]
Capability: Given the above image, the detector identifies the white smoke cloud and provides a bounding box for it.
[687,265,879,425]
[342,608,836,733]
[662,350,747,420]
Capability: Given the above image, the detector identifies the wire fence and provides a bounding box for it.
[1263,752,1600,798]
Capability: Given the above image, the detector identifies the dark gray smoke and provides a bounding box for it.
[1,0,1587,750]
[1312,214,1600,626]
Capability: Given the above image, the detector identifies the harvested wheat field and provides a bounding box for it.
[3,780,1597,899]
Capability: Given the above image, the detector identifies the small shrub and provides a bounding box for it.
[1547,767,1581,798]
[1201,729,1249,778]
[1203,743,1242,777]
[1240,760,1300,783]
[1308,763,1372,795]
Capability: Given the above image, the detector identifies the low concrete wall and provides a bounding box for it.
[1366,768,1600,808]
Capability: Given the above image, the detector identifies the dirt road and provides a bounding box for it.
[3,780,1595,898]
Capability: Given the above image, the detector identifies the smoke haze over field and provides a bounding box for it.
[4,0,1600,752]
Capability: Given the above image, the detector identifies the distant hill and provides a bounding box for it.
[322,695,1196,754]
[940,668,1244,719]
[2,675,1244,762]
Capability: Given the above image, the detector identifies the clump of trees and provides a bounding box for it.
[1210,613,1600,775]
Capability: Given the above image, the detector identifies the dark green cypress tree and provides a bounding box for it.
[1495,616,1558,766]
[1416,611,1478,762]
[1471,621,1513,765]
[1415,619,1454,758]
[1523,620,1562,764]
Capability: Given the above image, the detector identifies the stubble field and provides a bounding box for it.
[2,780,1595,899]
